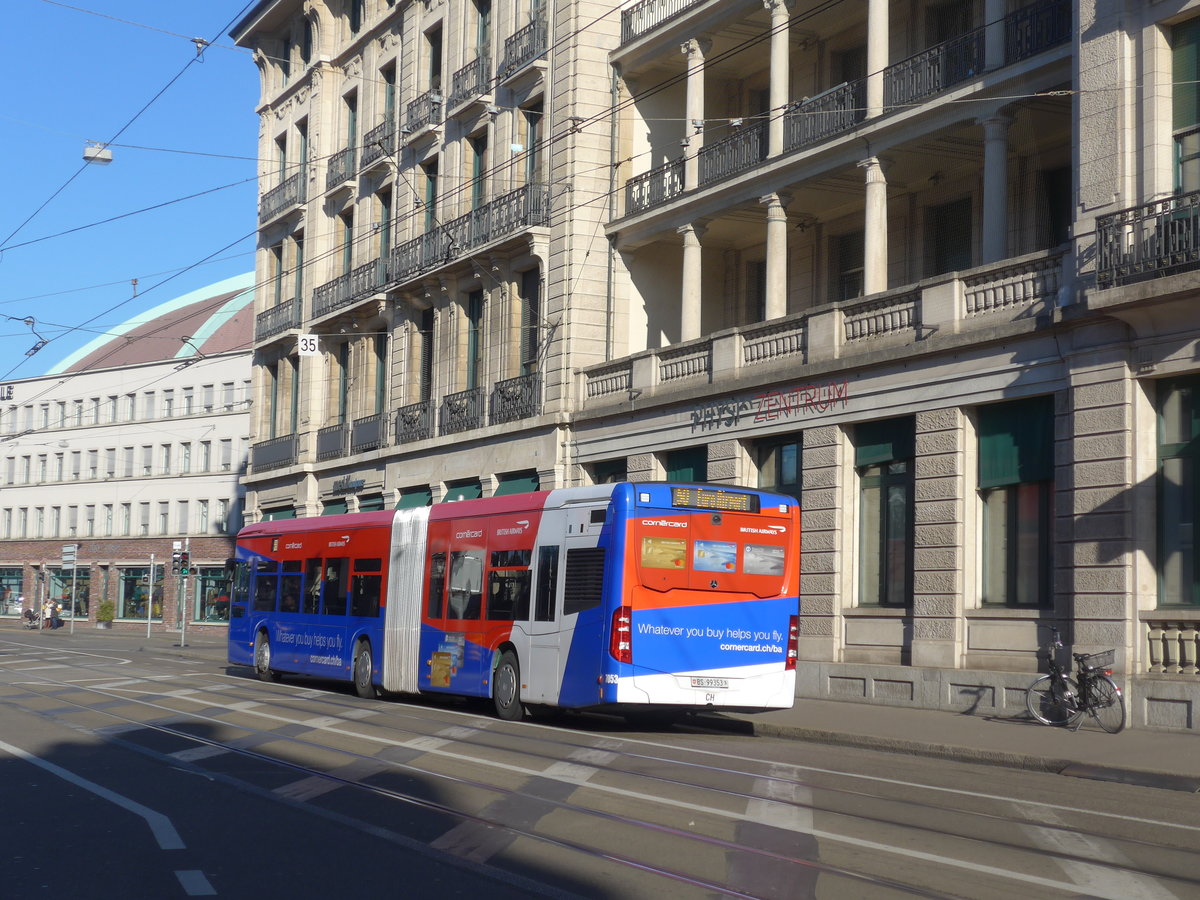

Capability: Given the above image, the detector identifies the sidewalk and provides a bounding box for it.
[7,622,1200,792]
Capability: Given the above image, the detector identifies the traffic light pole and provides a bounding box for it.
[179,538,190,648]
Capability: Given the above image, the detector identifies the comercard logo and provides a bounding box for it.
[739,525,787,536]
[642,519,687,528]
[455,528,484,540]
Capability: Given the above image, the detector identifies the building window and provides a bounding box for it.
[117,566,163,621]
[523,103,542,185]
[833,230,864,302]
[419,309,435,402]
[466,290,484,390]
[121,503,132,536]
[758,434,802,502]
[665,447,707,483]
[158,502,170,535]
[978,397,1054,606]
[177,501,189,535]
[856,417,915,607]
[200,441,212,471]
[469,134,487,210]
[181,443,192,474]
[591,460,627,484]
[926,197,972,277]
[520,268,540,376]
[0,566,22,614]
[1173,18,1200,192]
[1159,376,1200,605]
[198,500,209,534]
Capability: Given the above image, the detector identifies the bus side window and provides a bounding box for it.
[253,558,279,612]
[563,547,605,616]
[351,557,382,617]
[280,561,303,613]
[427,552,446,617]
[486,549,531,621]
[304,559,322,614]
[323,558,348,616]
[448,550,482,620]
[534,546,559,622]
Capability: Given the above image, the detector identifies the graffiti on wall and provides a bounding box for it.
[690,379,849,432]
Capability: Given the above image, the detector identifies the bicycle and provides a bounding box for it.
[1025,625,1126,733]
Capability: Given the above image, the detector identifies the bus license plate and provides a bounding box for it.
[690,677,728,689]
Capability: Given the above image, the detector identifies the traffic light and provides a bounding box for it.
[171,549,182,575]
[179,551,191,576]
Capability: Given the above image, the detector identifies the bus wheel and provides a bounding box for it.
[353,641,377,699]
[254,633,281,683]
[493,651,524,721]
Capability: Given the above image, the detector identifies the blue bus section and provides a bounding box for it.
[627,596,793,675]
[417,625,491,697]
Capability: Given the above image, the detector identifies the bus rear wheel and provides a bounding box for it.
[493,650,524,721]
[353,641,377,699]
[254,633,281,683]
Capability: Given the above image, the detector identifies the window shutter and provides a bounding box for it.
[978,396,1054,488]
[855,416,915,467]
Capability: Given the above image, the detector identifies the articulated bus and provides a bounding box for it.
[228,482,800,720]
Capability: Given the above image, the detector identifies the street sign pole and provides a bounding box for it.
[147,553,155,639]
[180,537,190,648]
[69,561,79,635]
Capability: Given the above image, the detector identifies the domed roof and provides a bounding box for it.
[47,273,255,375]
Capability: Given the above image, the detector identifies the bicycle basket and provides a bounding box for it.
[1080,649,1115,671]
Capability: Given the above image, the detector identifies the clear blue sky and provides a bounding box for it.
[0,0,261,380]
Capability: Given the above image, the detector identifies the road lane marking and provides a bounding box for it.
[175,870,216,896]
[0,737,184,850]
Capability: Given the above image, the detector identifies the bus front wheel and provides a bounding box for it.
[353,641,377,699]
[254,633,281,683]
[493,650,524,721]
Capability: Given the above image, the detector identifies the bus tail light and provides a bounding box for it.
[785,615,799,671]
[610,605,633,663]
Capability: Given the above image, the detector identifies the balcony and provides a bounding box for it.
[489,373,541,425]
[359,116,395,169]
[259,170,306,222]
[449,54,491,110]
[395,400,434,444]
[316,423,348,461]
[620,0,703,45]
[500,15,547,79]
[1095,189,1200,289]
[255,297,302,342]
[350,413,386,454]
[581,248,1065,409]
[626,158,684,216]
[1005,0,1072,65]
[884,27,985,109]
[406,90,442,134]
[698,120,767,187]
[440,387,486,436]
[326,146,356,191]
[386,184,549,287]
[312,259,386,319]
[785,81,866,153]
[252,434,297,472]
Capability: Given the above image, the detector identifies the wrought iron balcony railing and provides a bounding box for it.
[620,0,704,44]
[884,27,985,109]
[259,169,306,222]
[1096,189,1200,289]
[316,423,348,461]
[255,297,302,342]
[439,387,486,436]
[406,90,442,133]
[500,16,547,79]
[359,116,395,168]
[698,120,767,187]
[489,373,541,425]
[251,434,297,472]
[395,399,434,444]
[626,157,684,215]
[311,259,386,319]
[326,146,356,190]
[785,80,866,153]
[449,53,491,109]
[1005,0,1071,64]
[350,413,386,454]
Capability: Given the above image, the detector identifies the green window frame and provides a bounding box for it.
[665,447,707,483]
[856,417,914,608]
[758,434,802,502]
[977,396,1054,607]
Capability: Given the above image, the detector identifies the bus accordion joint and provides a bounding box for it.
[610,605,633,663]
[786,615,799,671]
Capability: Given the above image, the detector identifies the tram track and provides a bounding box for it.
[2,641,1198,899]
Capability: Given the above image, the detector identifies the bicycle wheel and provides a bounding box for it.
[1088,674,1126,734]
[1026,674,1081,726]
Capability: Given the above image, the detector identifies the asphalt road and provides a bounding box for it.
[1,634,1197,899]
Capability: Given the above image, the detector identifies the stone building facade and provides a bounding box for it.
[232,0,1200,729]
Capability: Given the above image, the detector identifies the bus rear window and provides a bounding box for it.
[641,537,686,569]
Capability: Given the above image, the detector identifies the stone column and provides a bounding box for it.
[911,409,966,670]
[679,221,707,341]
[681,38,710,191]
[766,0,792,157]
[859,156,888,295]
[795,425,845,686]
[980,115,1012,264]
[865,0,888,118]
[760,192,791,320]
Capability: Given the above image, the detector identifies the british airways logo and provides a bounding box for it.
[496,519,530,536]
[739,525,787,536]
